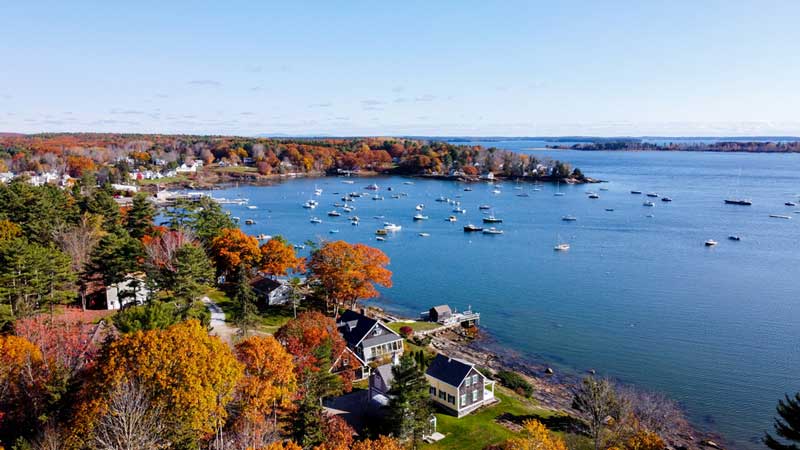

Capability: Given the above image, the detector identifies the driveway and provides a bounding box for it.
[202,296,238,344]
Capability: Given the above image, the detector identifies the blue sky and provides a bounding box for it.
[2,0,800,136]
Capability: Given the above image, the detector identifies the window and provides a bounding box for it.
[460,394,466,406]
[439,390,446,400]
[343,358,349,367]
[448,394,455,404]
[465,377,471,387]
[429,387,436,396]
[472,389,478,402]
[472,374,478,385]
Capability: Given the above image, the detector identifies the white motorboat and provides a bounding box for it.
[365,183,379,190]
[643,201,655,207]
[413,214,429,221]
[554,243,570,251]
[453,207,467,214]
[310,217,322,224]
[482,227,504,235]
[384,223,402,232]
[328,210,341,217]
[415,204,425,211]
[769,214,792,219]
[562,215,577,221]
[705,239,718,246]
[247,205,258,210]
[419,232,430,237]
[447,216,458,222]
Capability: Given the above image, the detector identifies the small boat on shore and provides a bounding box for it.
[482,227,503,235]
[562,215,577,221]
[483,216,503,223]
[725,199,752,205]
[769,214,792,219]
[463,224,483,232]
[705,239,718,246]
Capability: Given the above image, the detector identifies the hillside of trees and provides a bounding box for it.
[548,140,800,153]
[0,133,587,184]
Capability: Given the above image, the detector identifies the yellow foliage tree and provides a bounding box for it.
[502,419,568,450]
[70,320,243,447]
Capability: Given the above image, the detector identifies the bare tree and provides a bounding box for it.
[33,423,65,450]
[54,213,105,310]
[618,387,688,436]
[93,381,167,450]
[572,377,620,450]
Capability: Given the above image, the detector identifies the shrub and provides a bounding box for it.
[399,325,414,338]
[496,370,534,397]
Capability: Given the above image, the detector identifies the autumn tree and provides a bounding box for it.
[501,419,568,450]
[235,335,297,431]
[92,380,167,450]
[259,236,305,278]
[308,241,391,312]
[0,335,48,442]
[349,436,404,450]
[53,213,105,310]
[572,377,621,450]
[71,320,243,448]
[274,311,346,376]
[210,228,261,278]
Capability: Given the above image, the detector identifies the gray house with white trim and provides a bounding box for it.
[425,354,495,417]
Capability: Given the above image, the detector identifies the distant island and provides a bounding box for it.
[545,139,800,153]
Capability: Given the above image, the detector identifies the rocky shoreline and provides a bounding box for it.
[420,325,725,450]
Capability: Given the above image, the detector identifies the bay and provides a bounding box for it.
[212,144,800,449]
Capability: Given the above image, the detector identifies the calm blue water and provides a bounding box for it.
[212,145,800,449]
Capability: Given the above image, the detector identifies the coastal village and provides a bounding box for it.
[0,134,755,450]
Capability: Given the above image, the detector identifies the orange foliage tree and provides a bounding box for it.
[0,335,47,437]
[210,227,261,276]
[274,311,346,376]
[501,419,568,450]
[259,237,305,278]
[70,320,243,448]
[308,241,391,311]
[349,436,404,450]
[235,335,297,427]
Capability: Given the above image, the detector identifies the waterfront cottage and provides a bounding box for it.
[331,346,369,382]
[105,272,149,310]
[425,354,495,417]
[250,275,293,306]
[429,305,452,323]
[336,310,404,365]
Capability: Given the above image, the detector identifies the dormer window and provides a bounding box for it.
[374,327,382,335]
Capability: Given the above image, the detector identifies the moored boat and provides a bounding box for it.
[310,217,322,224]
[562,215,577,221]
[482,227,503,235]
[769,214,792,219]
[643,201,655,207]
[482,216,503,223]
[725,199,752,205]
[328,210,341,217]
[463,224,483,232]
[705,239,718,246]
[413,214,429,220]
[554,243,570,251]
[728,235,741,241]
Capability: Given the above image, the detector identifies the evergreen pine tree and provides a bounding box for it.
[232,264,259,337]
[170,244,214,308]
[125,193,155,239]
[387,353,432,444]
[765,392,800,450]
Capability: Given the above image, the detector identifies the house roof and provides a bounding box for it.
[431,305,451,315]
[374,364,395,388]
[250,276,281,294]
[337,310,379,347]
[426,354,475,387]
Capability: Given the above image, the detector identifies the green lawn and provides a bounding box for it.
[387,321,442,334]
[421,387,561,450]
[212,165,258,174]
[205,287,294,334]
[138,174,190,185]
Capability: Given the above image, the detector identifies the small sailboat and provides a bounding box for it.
[435,196,447,202]
[314,186,323,196]
[492,188,502,195]
[554,181,565,196]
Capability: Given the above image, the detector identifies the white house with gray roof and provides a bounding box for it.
[425,354,495,417]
